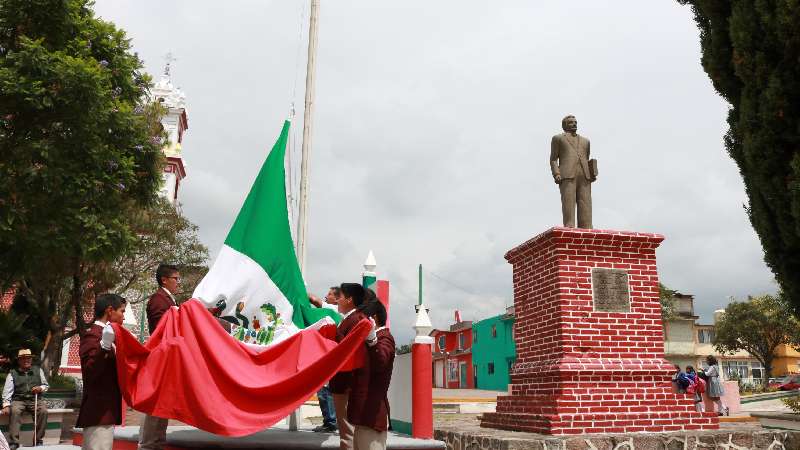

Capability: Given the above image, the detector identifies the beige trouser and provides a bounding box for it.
[82,424,114,450]
[332,392,354,450]
[559,174,592,228]
[354,425,387,450]
[8,399,47,445]
[137,414,168,450]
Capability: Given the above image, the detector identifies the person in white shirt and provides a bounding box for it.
[1,349,49,449]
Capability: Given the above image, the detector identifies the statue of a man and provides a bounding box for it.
[549,115,596,228]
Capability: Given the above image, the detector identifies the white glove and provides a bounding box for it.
[365,318,377,345]
[100,323,115,351]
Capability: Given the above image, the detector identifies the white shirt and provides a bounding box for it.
[161,286,177,304]
[2,366,49,408]
[339,308,356,325]
[320,301,339,312]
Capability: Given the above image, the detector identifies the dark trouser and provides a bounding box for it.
[559,174,592,228]
[9,399,47,446]
[317,385,337,428]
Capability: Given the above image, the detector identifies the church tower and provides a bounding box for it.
[150,56,189,204]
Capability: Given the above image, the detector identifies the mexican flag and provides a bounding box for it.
[193,120,338,346]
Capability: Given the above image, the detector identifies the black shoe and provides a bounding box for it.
[313,423,337,433]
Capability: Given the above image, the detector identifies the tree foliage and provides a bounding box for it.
[0,0,163,374]
[713,294,800,382]
[677,1,800,311]
[659,282,678,320]
[107,197,209,306]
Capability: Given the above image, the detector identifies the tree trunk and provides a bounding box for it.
[41,326,65,378]
[763,358,773,387]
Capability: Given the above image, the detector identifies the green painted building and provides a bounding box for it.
[471,306,516,391]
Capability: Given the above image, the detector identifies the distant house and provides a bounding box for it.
[431,311,473,389]
[660,293,797,381]
[472,306,516,391]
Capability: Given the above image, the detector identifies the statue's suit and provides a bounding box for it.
[550,132,593,228]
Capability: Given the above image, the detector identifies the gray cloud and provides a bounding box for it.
[94,0,777,345]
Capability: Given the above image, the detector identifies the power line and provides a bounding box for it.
[425,269,481,297]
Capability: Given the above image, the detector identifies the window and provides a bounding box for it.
[722,360,749,380]
[488,362,495,375]
[491,325,497,338]
[507,358,515,374]
[448,360,459,381]
[750,361,764,380]
[698,329,715,344]
[458,333,466,350]
[438,335,446,351]
[473,329,478,343]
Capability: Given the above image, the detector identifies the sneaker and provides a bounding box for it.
[312,425,329,432]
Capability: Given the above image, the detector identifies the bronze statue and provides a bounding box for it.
[550,115,597,228]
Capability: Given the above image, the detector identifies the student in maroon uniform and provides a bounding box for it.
[348,294,395,450]
[138,263,180,450]
[330,283,368,450]
[76,293,127,450]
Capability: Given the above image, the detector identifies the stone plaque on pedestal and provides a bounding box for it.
[591,268,630,312]
[480,227,718,435]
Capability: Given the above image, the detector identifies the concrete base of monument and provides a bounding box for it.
[72,425,445,449]
[437,423,800,450]
[480,410,719,434]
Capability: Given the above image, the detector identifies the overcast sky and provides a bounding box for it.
[94,0,778,345]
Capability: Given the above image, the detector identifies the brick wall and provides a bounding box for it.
[481,227,718,434]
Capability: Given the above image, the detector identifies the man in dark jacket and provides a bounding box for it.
[77,293,127,450]
[1,349,48,449]
[330,283,367,450]
[138,263,180,450]
[348,299,394,450]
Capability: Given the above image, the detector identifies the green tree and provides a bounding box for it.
[0,0,163,375]
[0,307,38,359]
[712,294,800,383]
[676,1,800,311]
[659,282,678,320]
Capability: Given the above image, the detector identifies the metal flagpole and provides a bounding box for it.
[295,0,320,275]
[290,0,320,432]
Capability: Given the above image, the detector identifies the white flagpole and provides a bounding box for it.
[296,0,319,276]
[290,0,320,432]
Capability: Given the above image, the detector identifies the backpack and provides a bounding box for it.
[694,377,706,394]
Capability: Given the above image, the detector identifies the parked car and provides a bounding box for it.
[768,376,790,389]
[778,376,800,391]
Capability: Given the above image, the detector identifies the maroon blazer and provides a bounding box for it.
[347,328,395,431]
[329,309,367,394]
[146,288,175,335]
[76,324,122,428]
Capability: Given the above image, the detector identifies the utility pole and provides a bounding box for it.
[296,0,320,276]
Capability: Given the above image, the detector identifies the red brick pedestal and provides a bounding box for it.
[480,227,718,434]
